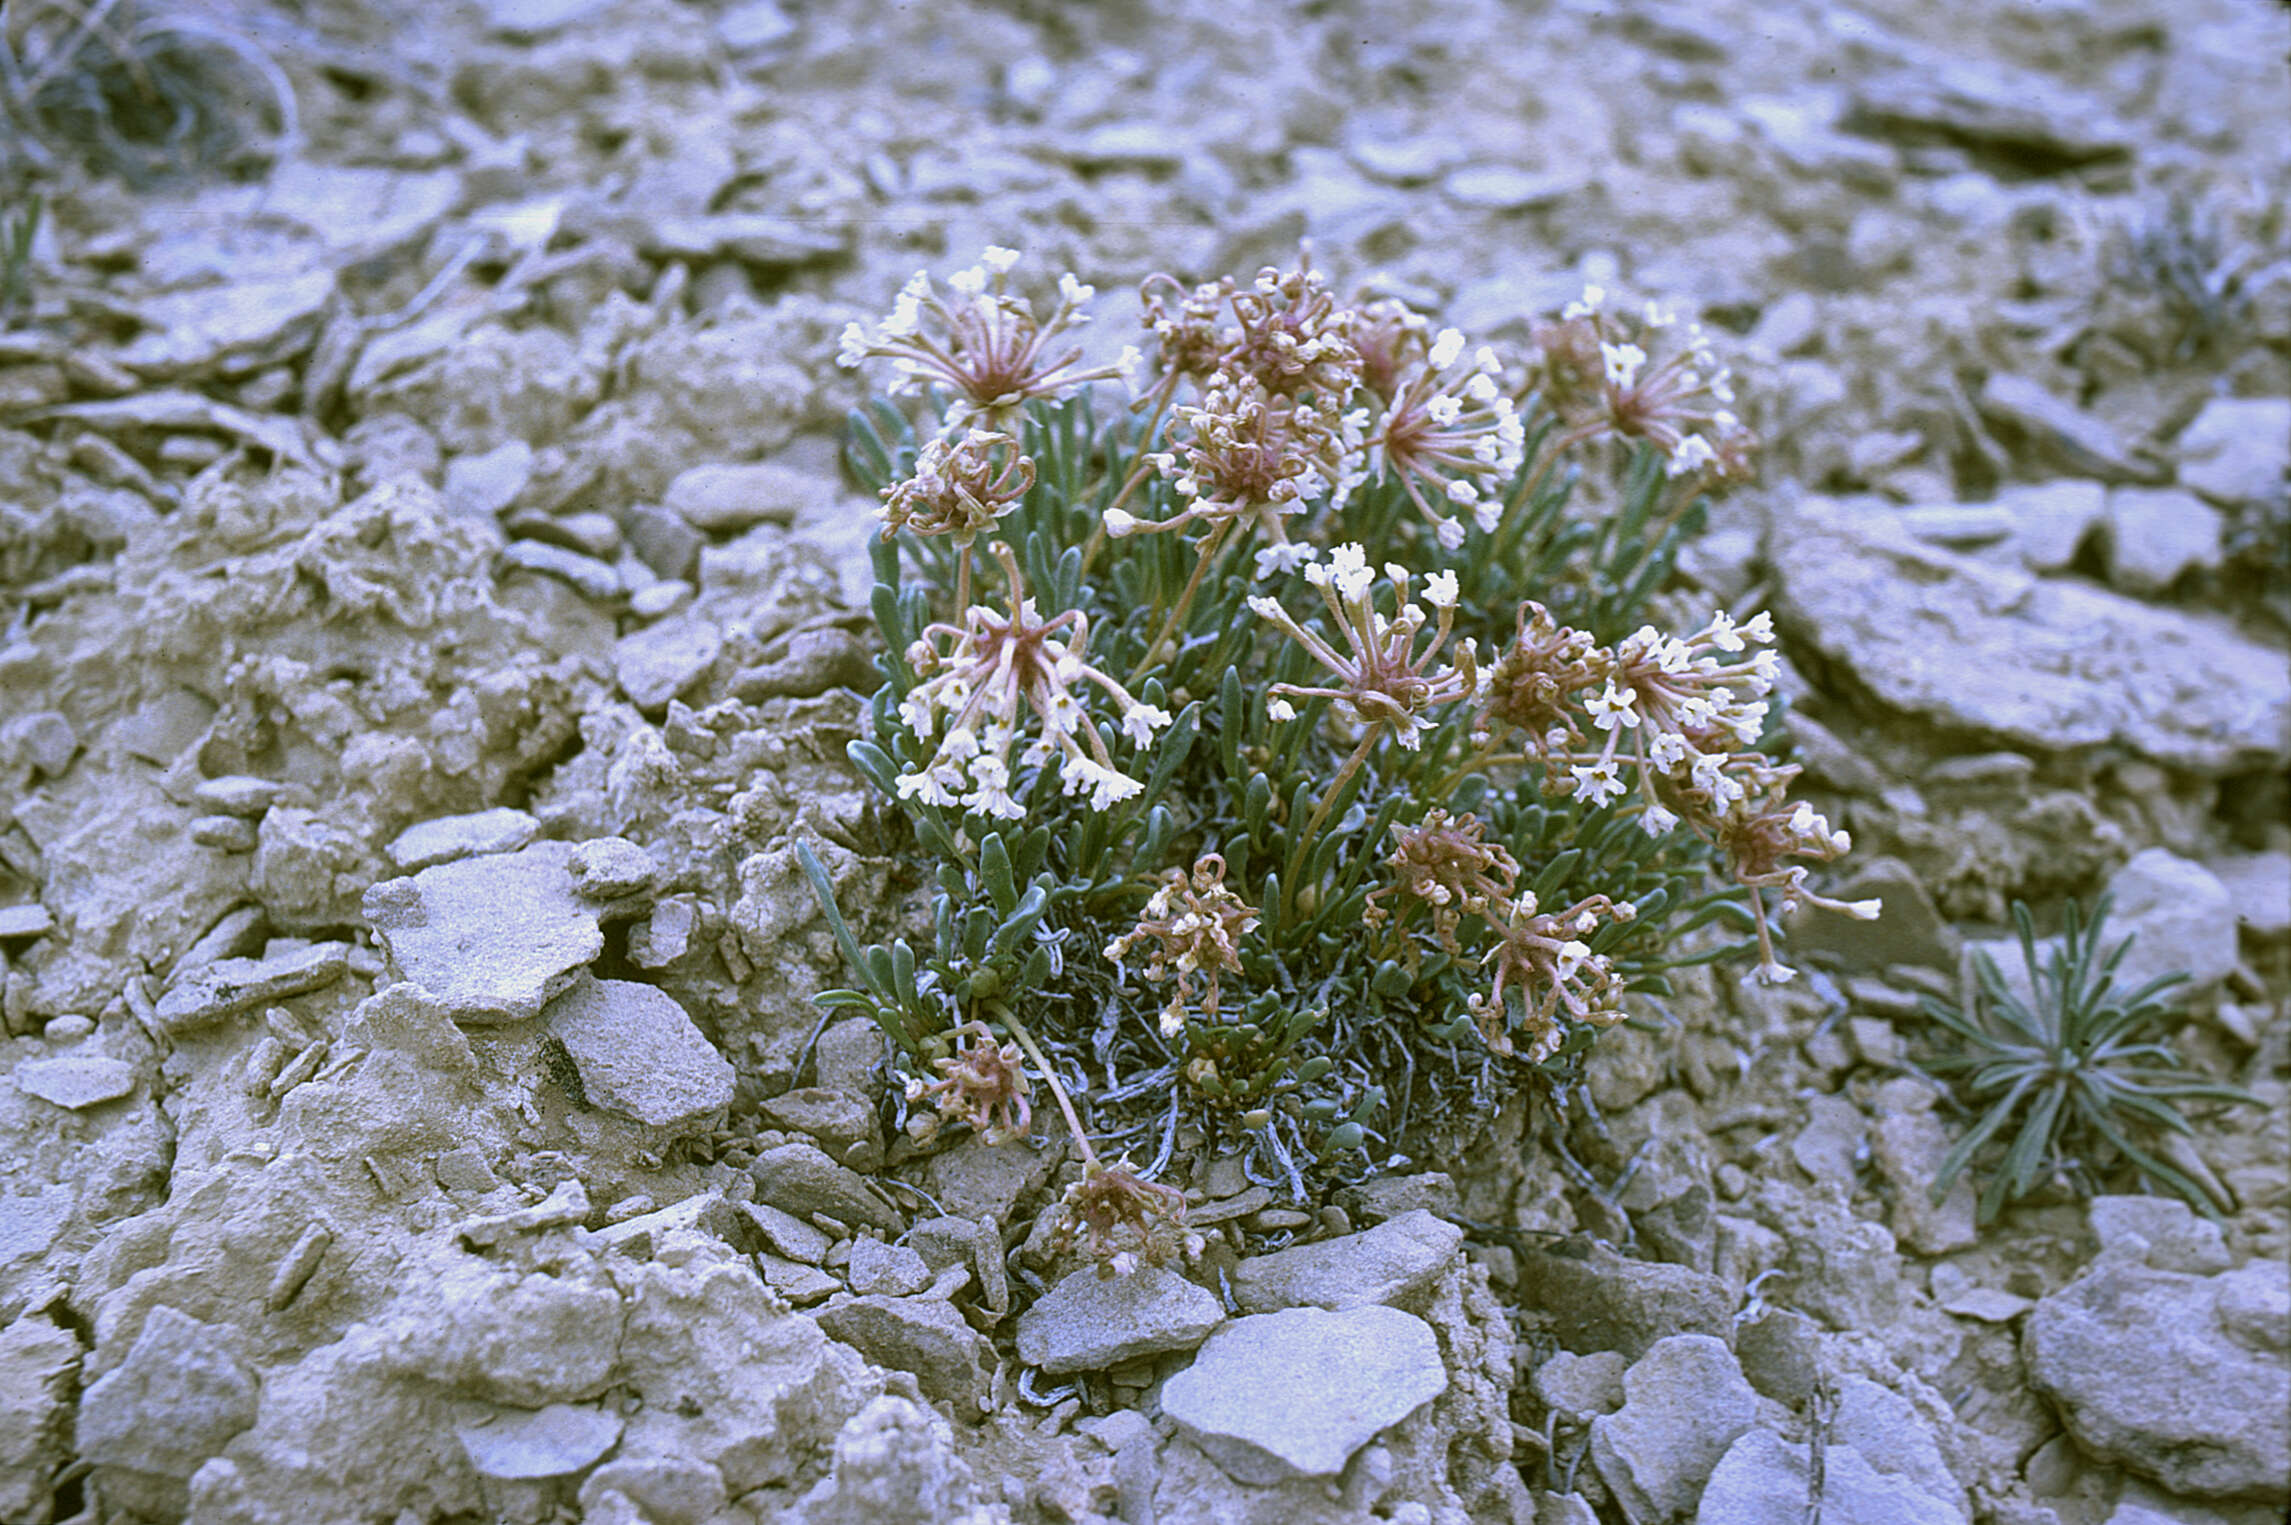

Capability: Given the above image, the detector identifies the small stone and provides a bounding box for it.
[190,814,258,851]
[1870,1081,1978,1255]
[1978,373,2153,483]
[1847,1016,1902,1068]
[922,1134,1059,1223]
[757,1254,841,1306]
[715,0,796,53]
[1336,1173,1461,1224]
[2175,396,2290,510]
[740,1201,832,1265]
[1230,1209,1462,1315]
[154,942,348,1034]
[501,539,623,601]
[752,1140,901,1232]
[629,579,692,619]
[2104,848,2239,993]
[445,439,536,518]
[616,615,724,711]
[1590,1335,1758,1525]
[846,1238,932,1298]
[6,710,77,777]
[628,897,697,970]
[506,508,621,561]
[640,214,845,268]
[1893,503,2014,548]
[42,1014,95,1043]
[1161,1306,1446,1485]
[732,626,872,701]
[760,1087,880,1172]
[663,461,821,532]
[456,1180,591,1248]
[1441,164,1578,211]
[2211,851,2291,937]
[191,775,283,817]
[569,837,658,900]
[618,501,704,583]
[1791,1094,1865,1193]
[814,1296,984,1408]
[1697,1430,1961,1525]
[455,1404,622,1480]
[1518,1242,1733,1360]
[1734,1309,1822,1408]
[1016,1265,1226,1375]
[363,841,601,1025]
[0,1317,78,1520]
[0,904,55,939]
[1066,122,1188,172]
[2104,486,2224,593]
[1996,479,2108,571]
[385,808,542,871]
[1941,1288,2034,1323]
[544,973,733,1131]
[78,1307,259,1480]
[1346,136,1458,183]
[14,1055,136,1110]
[1534,1350,1629,1419]
[2088,1195,2231,1276]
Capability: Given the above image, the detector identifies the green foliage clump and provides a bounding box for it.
[806,250,1872,1251]
[1921,896,2256,1223]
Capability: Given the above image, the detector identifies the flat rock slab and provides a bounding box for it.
[154,942,350,1034]
[455,1403,623,1480]
[1591,1335,1758,1523]
[363,841,601,1025]
[386,808,539,871]
[1161,1305,1446,1485]
[78,1307,259,1480]
[1231,1208,1462,1314]
[2025,1257,2289,1501]
[1768,495,2290,775]
[1016,1265,1226,1375]
[544,974,732,1130]
[0,904,56,938]
[616,614,723,711]
[14,1055,136,1110]
[750,1141,901,1232]
[814,1296,984,1408]
[1697,1430,1962,1525]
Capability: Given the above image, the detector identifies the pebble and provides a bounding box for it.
[363,841,601,1025]
[846,1238,932,1298]
[500,539,623,601]
[1160,1305,1446,1485]
[1590,1335,1758,1524]
[1977,373,2153,482]
[191,775,283,817]
[2174,396,2289,509]
[640,214,846,268]
[2104,848,2239,993]
[813,1296,984,1407]
[616,614,724,711]
[1015,1264,1226,1376]
[1993,479,2106,572]
[77,1307,260,1479]
[13,1055,136,1110]
[7,710,76,777]
[1440,164,1578,211]
[386,808,541,871]
[2089,1195,2231,1276]
[2211,850,2291,936]
[739,1200,832,1265]
[0,904,54,939]
[444,439,535,518]
[2103,485,2224,592]
[569,837,658,900]
[190,814,259,852]
[42,1014,95,1043]
[629,579,693,618]
[154,941,349,1034]
[1534,1350,1628,1420]
[1696,1429,1962,1525]
[544,974,733,1131]
[757,1254,841,1306]
[1230,1208,1461,1314]
[455,1403,623,1480]
[663,461,818,532]
[505,508,621,561]
[751,1140,901,1233]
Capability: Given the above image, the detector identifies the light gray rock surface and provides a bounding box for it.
[2174,396,2290,510]
[152,942,350,1034]
[1589,1334,1758,1523]
[543,973,733,1130]
[2103,486,2224,593]
[78,1306,260,1481]
[813,1295,985,1408]
[616,614,724,710]
[2024,1256,2290,1501]
[1229,1208,1462,1314]
[1767,494,2290,774]
[844,1237,931,1298]
[385,807,540,871]
[454,1402,624,1480]
[1015,1264,1226,1375]
[1697,1430,1965,1525]
[13,1054,137,1110]
[2103,849,2241,994]
[363,840,602,1024]
[1160,1305,1446,1485]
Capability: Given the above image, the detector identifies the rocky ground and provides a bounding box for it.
[0,0,2287,1522]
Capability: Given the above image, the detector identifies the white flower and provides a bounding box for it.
[1554,940,1592,980]
[1121,703,1173,747]
[1443,476,1479,505]
[1570,761,1625,805]
[1585,682,1640,732]
[1254,540,1319,578]
[1325,543,1374,601]
[1423,570,1460,608]
[837,321,871,368]
[1436,516,1466,551]
[1562,284,1606,319]
[895,768,955,807]
[1640,803,1680,836]
[1745,957,1797,987]
[1473,499,1502,534]
[1839,897,1883,920]
[1642,299,1675,329]
[1706,609,1743,652]
[1647,731,1692,771]
[1428,328,1466,369]
[1246,595,1286,621]
[1115,344,1143,391]
[1601,341,1647,390]
[1058,271,1095,305]
[1103,507,1139,537]
[1267,697,1297,722]
[948,265,988,297]
[1158,1005,1186,1040]
[1739,610,1774,643]
[982,245,1022,273]
[1666,434,1717,478]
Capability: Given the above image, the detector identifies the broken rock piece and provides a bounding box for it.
[362,841,601,1025]
[544,973,733,1131]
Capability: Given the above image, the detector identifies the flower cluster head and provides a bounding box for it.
[1103,853,1261,1038]
[905,1021,1032,1144]
[1363,809,1520,954]
[1534,286,1757,483]
[1052,1159,1199,1275]
[1568,609,1781,819]
[895,542,1173,818]
[1111,373,1364,543]
[1470,891,1637,1060]
[1221,257,1363,402]
[877,428,1035,546]
[1366,325,1527,549]
[1474,602,1608,765]
[1713,765,1878,984]
[1251,545,1478,750]
[839,246,1139,429]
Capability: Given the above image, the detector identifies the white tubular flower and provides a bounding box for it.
[1103,507,1139,537]
[1436,517,1466,551]
[1563,284,1605,318]
[1253,540,1319,578]
[1640,803,1680,836]
[1600,341,1647,389]
[1267,697,1298,722]
[1570,761,1625,804]
[1667,434,1718,477]
[1423,570,1460,608]
[1428,327,1466,368]
[983,245,1022,273]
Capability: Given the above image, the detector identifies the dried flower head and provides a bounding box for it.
[896,542,1173,818]
[1364,809,1521,953]
[1534,287,1757,482]
[1222,256,1363,401]
[1104,853,1260,1038]
[905,1021,1032,1143]
[1468,891,1636,1059]
[1111,371,1364,542]
[1712,771,1878,984]
[1366,325,1526,548]
[838,247,1139,428]
[1351,296,1432,405]
[1052,1159,1197,1274]
[1138,270,1237,383]
[1250,545,1477,751]
[877,428,1036,546]
[1473,601,1607,766]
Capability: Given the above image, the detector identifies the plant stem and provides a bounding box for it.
[1124,518,1229,688]
[1282,726,1379,923]
[954,541,973,613]
[997,1004,1100,1169]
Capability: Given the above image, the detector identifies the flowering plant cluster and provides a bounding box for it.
[811,247,1875,1268]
